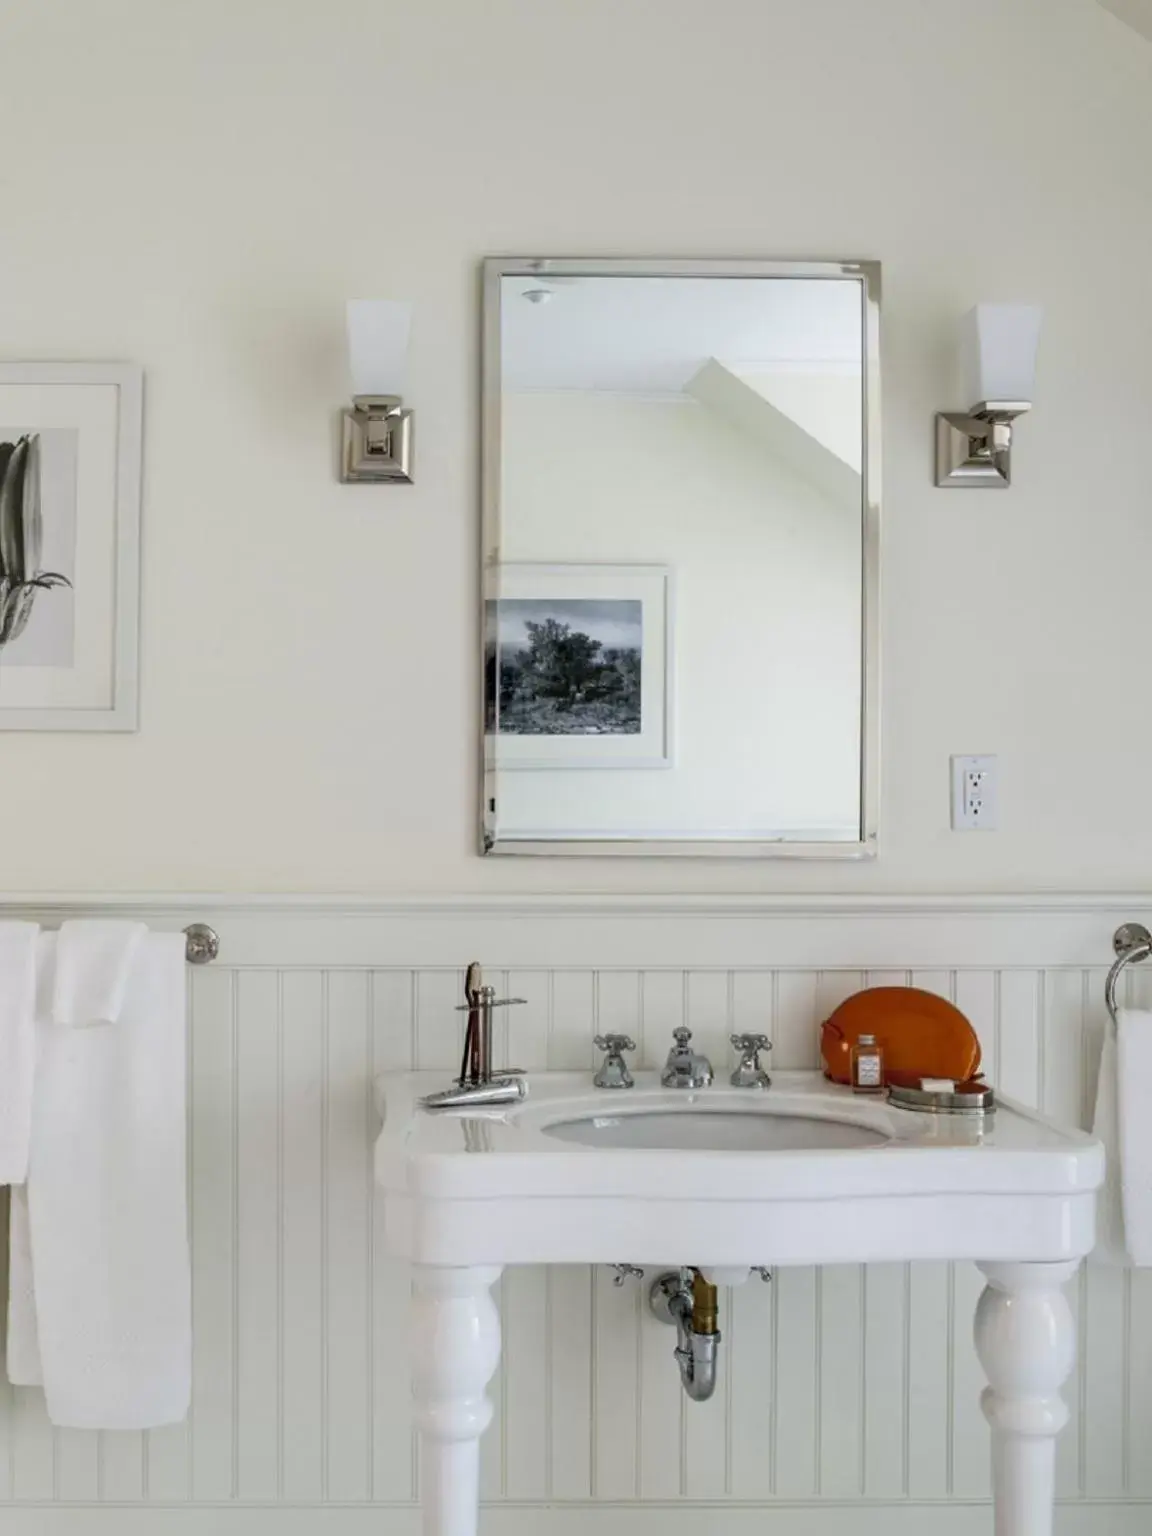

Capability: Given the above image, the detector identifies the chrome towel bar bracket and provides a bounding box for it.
[183,923,220,965]
[1105,922,1152,1027]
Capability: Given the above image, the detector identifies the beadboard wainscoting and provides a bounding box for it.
[0,895,1150,1536]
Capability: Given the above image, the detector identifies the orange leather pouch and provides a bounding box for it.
[820,986,981,1086]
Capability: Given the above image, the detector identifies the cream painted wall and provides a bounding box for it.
[499,392,861,838]
[1,0,1151,894]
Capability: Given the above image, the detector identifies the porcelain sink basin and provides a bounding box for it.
[543,1106,889,1151]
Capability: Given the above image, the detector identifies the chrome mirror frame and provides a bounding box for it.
[480,256,881,860]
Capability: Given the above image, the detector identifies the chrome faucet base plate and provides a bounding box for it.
[661,1026,713,1090]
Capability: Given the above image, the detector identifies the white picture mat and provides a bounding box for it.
[492,563,673,769]
[0,365,141,730]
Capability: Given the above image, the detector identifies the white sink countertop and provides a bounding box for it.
[375,1070,1104,1269]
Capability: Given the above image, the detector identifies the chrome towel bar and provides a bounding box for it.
[176,921,1152,993]
[1105,922,1152,1027]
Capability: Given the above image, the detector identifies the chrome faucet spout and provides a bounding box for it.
[661,1026,713,1089]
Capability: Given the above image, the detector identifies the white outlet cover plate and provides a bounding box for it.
[951,754,998,831]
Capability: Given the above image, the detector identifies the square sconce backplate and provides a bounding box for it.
[935,412,1010,488]
[935,402,1030,490]
[341,396,414,484]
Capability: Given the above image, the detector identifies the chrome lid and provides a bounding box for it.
[887,1081,996,1117]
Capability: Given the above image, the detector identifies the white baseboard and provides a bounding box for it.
[0,1505,1146,1536]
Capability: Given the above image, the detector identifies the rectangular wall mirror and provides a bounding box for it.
[481,257,880,858]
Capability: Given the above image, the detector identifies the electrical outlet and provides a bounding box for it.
[951,755,998,831]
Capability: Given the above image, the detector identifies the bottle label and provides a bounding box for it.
[856,1054,882,1086]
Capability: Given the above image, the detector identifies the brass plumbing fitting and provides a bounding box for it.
[691,1271,719,1336]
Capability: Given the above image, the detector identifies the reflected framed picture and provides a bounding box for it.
[0,363,141,731]
[487,563,674,769]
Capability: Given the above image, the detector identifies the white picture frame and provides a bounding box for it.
[0,362,142,731]
[489,562,675,769]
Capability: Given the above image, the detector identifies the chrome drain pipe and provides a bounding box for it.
[649,1268,722,1403]
[674,1325,720,1403]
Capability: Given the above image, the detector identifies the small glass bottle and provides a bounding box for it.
[851,1032,885,1094]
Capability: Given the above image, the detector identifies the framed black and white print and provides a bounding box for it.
[0,363,142,730]
[488,563,674,769]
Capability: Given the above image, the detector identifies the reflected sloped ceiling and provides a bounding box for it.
[1097,0,1152,40]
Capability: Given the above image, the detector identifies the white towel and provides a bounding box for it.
[52,919,146,1026]
[0,922,39,1183]
[7,931,191,1428]
[6,1185,41,1383]
[1093,1007,1152,1266]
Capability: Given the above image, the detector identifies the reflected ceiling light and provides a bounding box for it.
[522,286,555,305]
[340,299,414,484]
[935,303,1042,489]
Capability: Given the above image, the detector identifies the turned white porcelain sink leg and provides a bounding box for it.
[411,1265,502,1536]
[975,1260,1079,1536]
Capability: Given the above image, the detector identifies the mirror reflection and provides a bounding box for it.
[483,261,878,856]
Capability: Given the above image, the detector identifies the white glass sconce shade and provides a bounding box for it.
[960,303,1042,406]
[346,299,411,397]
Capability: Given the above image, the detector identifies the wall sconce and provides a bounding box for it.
[935,303,1042,488]
[341,299,414,483]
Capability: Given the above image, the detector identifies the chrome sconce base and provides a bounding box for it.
[340,394,414,483]
[935,400,1030,489]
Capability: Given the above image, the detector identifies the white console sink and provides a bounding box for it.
[375,1069,1104,1536]
[376,1071,1099,1265]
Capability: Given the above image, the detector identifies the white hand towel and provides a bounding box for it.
[7,931,191,1428]
[1092,1025,1126,1263]
[52,919,146,1025]
[1092,1007,1152,1266]
[0,922,39,1183]
[6,1186,42,1384]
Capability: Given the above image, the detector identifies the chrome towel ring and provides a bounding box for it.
[1105,922,1152,1027]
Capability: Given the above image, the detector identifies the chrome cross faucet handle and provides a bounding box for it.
[729,1032,772,1089]
[661,1026,713,1089]
[594,1034,636,1089]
